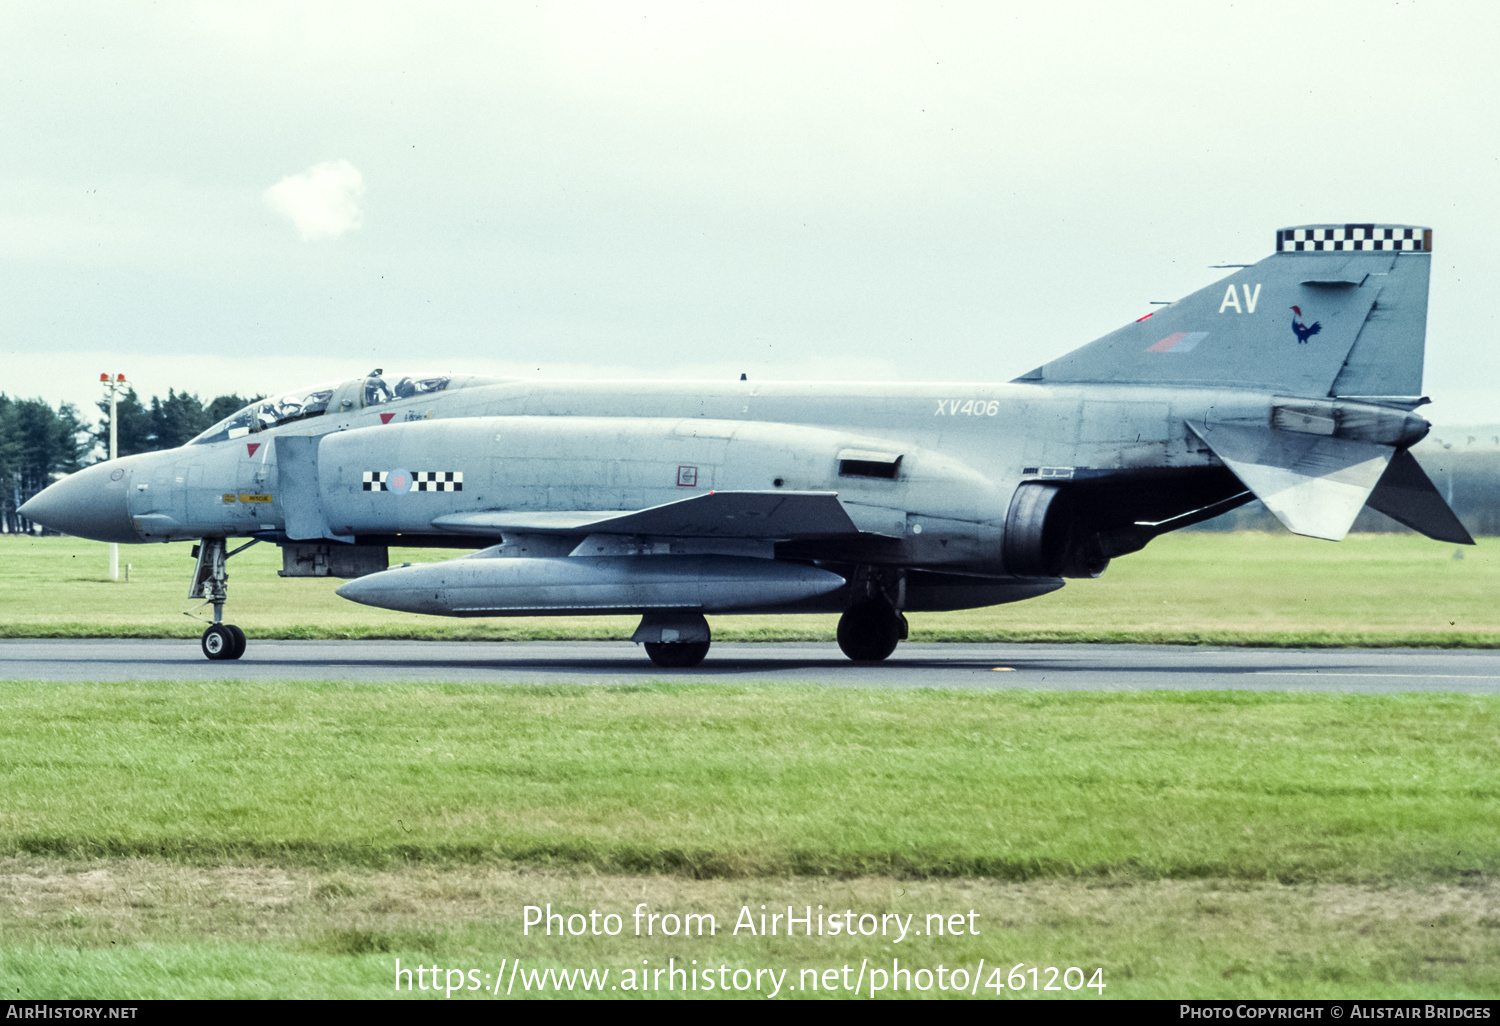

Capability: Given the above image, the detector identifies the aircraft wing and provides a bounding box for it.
[1186,421,1393,541]
[429,489,865,539]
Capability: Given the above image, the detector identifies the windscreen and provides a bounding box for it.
[188,382,341,445]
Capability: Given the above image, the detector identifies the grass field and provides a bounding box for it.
[5,864,1495,999]
[3,683,1495,880]
[3,532,1497,999]
[0,531,1495,646]
[1,681,1497,998]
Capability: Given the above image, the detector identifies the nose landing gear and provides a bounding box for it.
[201,623,247,661]
[190,538,254,661]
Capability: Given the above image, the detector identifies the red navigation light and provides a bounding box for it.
[1134,312,1154,322]
[116,373,126,381]
[100,373,109,381]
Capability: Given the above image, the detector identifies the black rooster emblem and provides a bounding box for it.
[1291,305,1322,344]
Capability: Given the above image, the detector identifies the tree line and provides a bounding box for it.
[1,388,260,533]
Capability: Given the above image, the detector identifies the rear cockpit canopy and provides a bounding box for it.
[362,371,451,407]
[187,371,500,445]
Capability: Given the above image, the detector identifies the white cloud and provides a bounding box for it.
[262,159,363,241]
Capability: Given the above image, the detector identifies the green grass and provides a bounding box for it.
[2,682,1494,882]
[4,867,1496,999]
[1,532,1494,646]
[1,683,1498,999]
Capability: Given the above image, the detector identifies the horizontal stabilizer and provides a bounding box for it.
[1365,448,1475,545]
[1187,422,1392,541]
[431,490,861,539]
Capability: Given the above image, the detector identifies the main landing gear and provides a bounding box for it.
[189,537,255,661]
[837,598,908,662]
[634,611,711,669]
[835,568,909,662]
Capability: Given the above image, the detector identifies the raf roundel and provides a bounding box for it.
[361,469,411,494]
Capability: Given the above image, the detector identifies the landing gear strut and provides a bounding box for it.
[190,537,252,661]
[634,611,711,669]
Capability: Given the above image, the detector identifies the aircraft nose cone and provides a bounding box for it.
[18,461,138,543]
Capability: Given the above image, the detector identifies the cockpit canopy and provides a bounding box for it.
[363,372,451,407]
[188,371,468,445]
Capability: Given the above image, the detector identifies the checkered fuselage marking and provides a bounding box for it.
[361,471,464,492]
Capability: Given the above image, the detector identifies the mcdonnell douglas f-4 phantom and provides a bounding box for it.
[20,224,1472,666]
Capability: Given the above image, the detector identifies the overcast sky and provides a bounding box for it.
[2,1,1497,424]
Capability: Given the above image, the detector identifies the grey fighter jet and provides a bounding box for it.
[21,223,1471,667]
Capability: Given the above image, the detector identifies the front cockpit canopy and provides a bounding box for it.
[189,381,342,444]
[188,371,461,445]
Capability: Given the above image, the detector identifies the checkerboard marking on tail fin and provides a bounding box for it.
[1277,224,1431,252]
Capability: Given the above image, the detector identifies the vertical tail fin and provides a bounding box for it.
[1019,224,1432,401]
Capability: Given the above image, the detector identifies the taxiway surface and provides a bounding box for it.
[1,639,1498,691]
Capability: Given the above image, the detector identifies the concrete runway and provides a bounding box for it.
[2,638,1499,691]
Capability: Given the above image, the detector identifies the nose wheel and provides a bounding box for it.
[190,538,254,661]
[202,623,247,661]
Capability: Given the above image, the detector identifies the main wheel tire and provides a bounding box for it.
[201,624,236,661]
[226,624,247,660]
[837,600,902,662]
[644,641,710,668]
